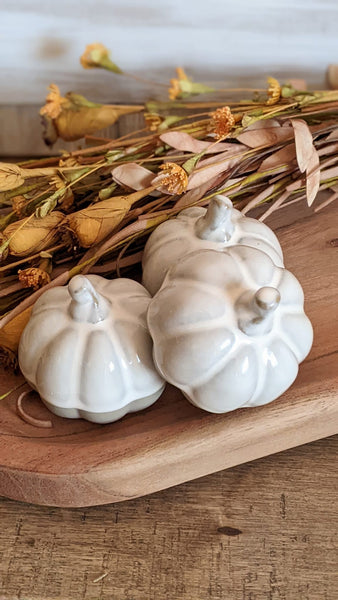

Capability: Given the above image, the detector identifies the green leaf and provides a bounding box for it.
[65,92,102,109]
[35,189,64,218]
[179,80,215,97]
[281,84,297,98]
[99,182,117,200]
[182,151,206,175]
[63,167,90,184]
[96,52,124,74]
[0,211,16,231]
[158,115,183,131]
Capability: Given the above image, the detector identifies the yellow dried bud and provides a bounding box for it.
[18,267,51,290]
[153,162,188,195]
[3,212,64,257]
[266,77,281,105]
[209,106,236,140]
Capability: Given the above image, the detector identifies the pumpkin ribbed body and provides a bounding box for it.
[19,275,165,423]
[147,247,312,414]
[142,196,284,295]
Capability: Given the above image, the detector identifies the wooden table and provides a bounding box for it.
[0,436,337,599]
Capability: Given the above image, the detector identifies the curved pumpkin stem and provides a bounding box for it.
[68,275,111,323]
[194,195,234,242]
[237,286,281,336]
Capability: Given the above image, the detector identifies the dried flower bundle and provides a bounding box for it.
[1,43,338,369]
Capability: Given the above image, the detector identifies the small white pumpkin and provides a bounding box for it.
[147,247,313,413]
[19,275,165,423]
[142,195,284,295]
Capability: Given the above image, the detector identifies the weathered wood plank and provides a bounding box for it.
[0,436,337,599]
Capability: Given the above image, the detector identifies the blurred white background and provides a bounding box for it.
[1,0,337,104]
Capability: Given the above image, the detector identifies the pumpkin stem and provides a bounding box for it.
[194,196,234,242]
[237,286,280,336]
[68,275,111,323]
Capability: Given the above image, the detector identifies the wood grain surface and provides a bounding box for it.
[0,436,337,600]
[0,201,337,508]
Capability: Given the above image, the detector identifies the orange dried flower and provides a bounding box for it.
[144,112,162,131]
[266,76,281,105]
[80,43,110,69]
[168,67,189,100]
[80,43,123,73]
[155,162,188,194]
[40,84,67,119]
[18,267,51,290]
[209,106,236,139]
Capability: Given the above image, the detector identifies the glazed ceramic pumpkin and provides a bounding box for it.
[147,247,313,413]
[142,195,284,295]
[19,275,165,423]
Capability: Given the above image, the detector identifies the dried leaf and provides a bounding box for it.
[241,184,276,215]
[306,146,320,206]
[326,129,338,141]
[112,163,154,190]
[0,163,25,192]
[258,144,297,172]
[291,119,314,173]
[174,176,221,209]
[317,143,338,157]
[187,149,244,190]
[237,119,293,148]
[3,212,64,257]
[320,165,338,181]
[159,132,235,154]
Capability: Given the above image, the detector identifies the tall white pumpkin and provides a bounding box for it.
[142,195,284,295]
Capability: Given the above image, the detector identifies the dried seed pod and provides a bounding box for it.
[0,306,32,369]
[3,212,64,257]
[65,188,154,248]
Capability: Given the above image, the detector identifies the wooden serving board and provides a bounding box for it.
[0,202,337,508]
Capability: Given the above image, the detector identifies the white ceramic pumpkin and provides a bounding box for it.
[19,275,165,423]
[142,195,284,295]
[147,247,313,413]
